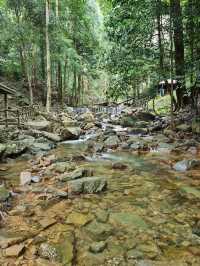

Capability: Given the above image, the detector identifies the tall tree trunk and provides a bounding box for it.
[170,3,175,128]
[187,0,195,84]
[40,31,46,81]
[15,9,33,104]
[170,0,186,108]
[46,0,51,112]
[24,55,33,105]
[63,58,68,102]
[55,0,63,107]
[73,69,77,106]
[77,74,82,106]
[156,0,164,78]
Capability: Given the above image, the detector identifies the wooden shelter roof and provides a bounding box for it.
[0,83,16,95]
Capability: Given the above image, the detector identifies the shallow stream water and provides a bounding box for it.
[0,136,200,265]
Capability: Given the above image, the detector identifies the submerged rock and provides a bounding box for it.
[58,233,75,265]
[0,186,10,202]
[89,241,107,253]
[127,249,144,260]
[137,242,160,259]
[95,209,109,223]
[4,243,25,257]
[112,162,128,170]
[66,212,92,226]
[109,212,149,230]
[68,176,107,194]
[85,220,113,241]
[173,159,200,172]
[180,186,200,199]
[0,234,25,249]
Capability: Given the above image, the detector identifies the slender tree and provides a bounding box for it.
[46,0,51,112]
[170,0,186,108]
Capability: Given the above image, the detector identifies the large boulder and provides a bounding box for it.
[60,127,81,140]
[104,135,120,148]
[68,176,107,195]
[18,135,35,146]
[135,112,155,122]
[192,118,200,134]
[121,115,137,127]
[25,121,50,131]
[4,142,27,158]
[62,116,78,127]
[30,142,55,154]
[79,111,95,123]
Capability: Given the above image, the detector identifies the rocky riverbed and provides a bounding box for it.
[0,106,200,266]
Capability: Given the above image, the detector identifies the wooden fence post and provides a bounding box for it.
[4,93,8,128]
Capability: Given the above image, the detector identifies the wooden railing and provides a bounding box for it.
[0,104,39,127]
[0,109,20,127]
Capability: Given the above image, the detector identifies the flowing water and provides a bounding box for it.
[0,135,200,265]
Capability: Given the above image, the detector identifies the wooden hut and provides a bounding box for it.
[158,79,177,96]
[0,83,16,127]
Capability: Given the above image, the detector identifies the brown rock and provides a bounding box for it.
[112,162,128,170]
[5,244,25,257]
[39,217,56,229]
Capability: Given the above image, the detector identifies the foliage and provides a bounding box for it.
[105,0,200,101]
[0,0,105,106]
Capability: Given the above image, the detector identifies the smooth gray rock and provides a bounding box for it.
[173,159,200,172]
[30,142,54,154]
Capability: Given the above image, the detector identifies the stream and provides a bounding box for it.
[0,123,200,266]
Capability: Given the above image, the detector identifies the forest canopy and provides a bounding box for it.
[0,0,200,110]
